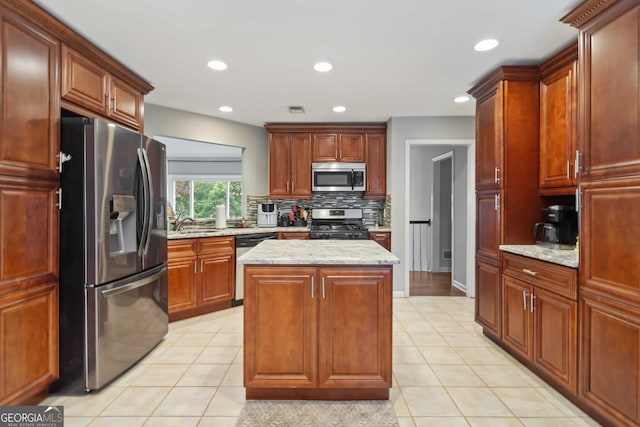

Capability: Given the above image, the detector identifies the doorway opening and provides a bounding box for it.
[405,140,475,298]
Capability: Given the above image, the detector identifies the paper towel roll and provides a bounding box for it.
[215,205,226,229]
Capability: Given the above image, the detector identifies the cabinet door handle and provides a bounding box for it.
[494,194,500,211]
[530,293,536,313]
[575,150,580,178]
[322,277,326,299]
[311,276,315,298]
[194,260,197,274]
[522,268,537,277]
[339,149,343,160]
[201,260,203,273]
[566,161,571,179]
[292,181,295,192]
[523,290,528,311]
[494,167,500,184]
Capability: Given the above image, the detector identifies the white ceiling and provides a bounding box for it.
[34,0,581,127]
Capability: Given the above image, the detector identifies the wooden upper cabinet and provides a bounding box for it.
[312,133,338,162]
[109,76,143,130]
[268,131,312,199]
[268,133,292,198]
[365,133,386,199]
[290,133,313,198]
[338,133,365,162]
[469,67,541,192]
[61,44,143,130]
[268,125,385,199]
[0,15,59,180]
[312,132,365,162]
[60,44,108,114]
[572,2,640,179]
[474,84,503,190]
[539,44,578,194]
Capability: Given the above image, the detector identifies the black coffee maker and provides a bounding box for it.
[533,205,578,249]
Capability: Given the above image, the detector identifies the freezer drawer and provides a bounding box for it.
[85,265,168,390]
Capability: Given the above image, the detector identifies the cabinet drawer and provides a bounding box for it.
[198,236,234,255]
[503,252,577,300]
[168,239,197,258]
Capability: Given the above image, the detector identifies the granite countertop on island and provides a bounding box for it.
[237,239,400,265]
[500,245,578,268]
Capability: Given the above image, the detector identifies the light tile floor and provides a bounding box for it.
[43,296,601,426]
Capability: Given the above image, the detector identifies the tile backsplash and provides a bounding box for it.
[247,193,390,227]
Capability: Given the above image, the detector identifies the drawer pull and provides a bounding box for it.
[522,268,538,277]
[311,276,315,298]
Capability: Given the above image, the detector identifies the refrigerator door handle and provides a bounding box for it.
[136,148,151,257]
[141,147,154,256]
[100,267,165,298]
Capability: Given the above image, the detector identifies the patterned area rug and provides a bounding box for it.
[236,400,399,427]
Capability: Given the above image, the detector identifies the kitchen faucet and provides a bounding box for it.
[172,213,195,231]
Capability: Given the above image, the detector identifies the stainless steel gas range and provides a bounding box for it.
[309,208,369,239]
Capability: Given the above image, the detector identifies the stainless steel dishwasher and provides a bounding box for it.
[234,233,276,306]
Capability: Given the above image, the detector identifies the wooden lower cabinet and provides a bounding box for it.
[580,291,640,427]
[277,231,310,240]
[369,231,391,251]
[244,265,392,399]
[167,237,234,321]
[0,282,58,404]
[501,253,577,394]
[475,257,502,338]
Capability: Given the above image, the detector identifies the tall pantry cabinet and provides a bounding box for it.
[0,5,60,405]
[468,67,543,340]
[563,1,640,425]
[0,0,153,405]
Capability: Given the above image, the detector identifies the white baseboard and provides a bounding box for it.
[393,291,406,298]
[452,279,466,293]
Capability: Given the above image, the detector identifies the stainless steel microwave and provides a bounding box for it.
[312,162,366,192]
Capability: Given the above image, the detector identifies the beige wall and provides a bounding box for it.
[144,104,269,201]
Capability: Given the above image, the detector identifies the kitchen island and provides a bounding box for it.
[237,239,400,400]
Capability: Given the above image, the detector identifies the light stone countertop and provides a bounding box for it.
[167,226,309,240]
[168,226,391,240]
[500,245,578,268]
[237,239,400,265]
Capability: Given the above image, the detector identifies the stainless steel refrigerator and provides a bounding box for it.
[55,117,168,392]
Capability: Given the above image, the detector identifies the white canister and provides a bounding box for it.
[215,205,227,229]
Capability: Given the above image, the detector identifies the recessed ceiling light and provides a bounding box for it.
[207,60,228,71]
[314,62,333,72]
[219,106,233,112]
[332,106,346,113]
[454,96,470,103]
[474,39,499,52]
